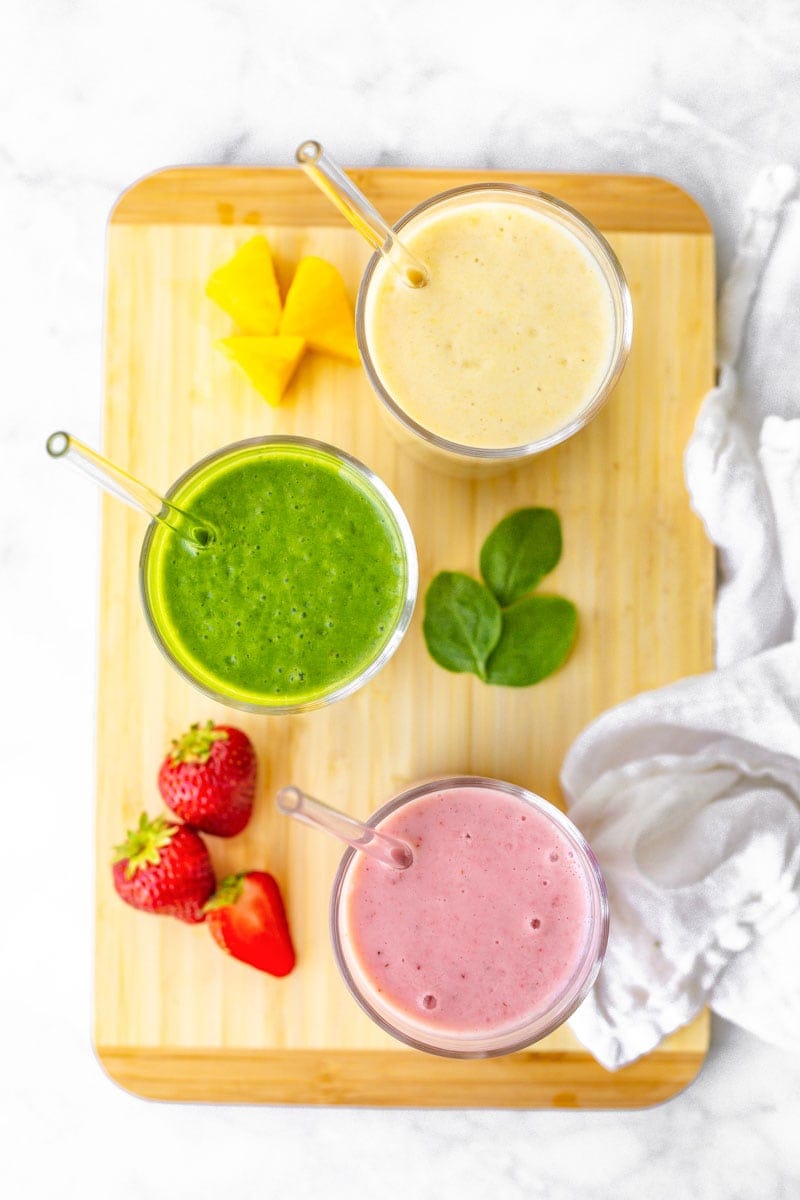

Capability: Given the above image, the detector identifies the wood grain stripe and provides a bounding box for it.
[110,167,712,234]
[97,1030,709,1108]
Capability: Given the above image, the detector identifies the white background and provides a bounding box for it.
[3,1,800,1196]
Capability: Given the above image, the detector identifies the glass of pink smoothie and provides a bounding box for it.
[330,776,608,1058]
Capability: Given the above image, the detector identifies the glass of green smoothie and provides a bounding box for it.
[140,436,417,713]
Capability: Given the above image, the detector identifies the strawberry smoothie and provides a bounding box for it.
[332,778,608,1057]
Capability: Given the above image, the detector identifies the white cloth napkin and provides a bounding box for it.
[563,165,800,1070]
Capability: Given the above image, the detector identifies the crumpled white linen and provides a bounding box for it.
[563,165,800,1070]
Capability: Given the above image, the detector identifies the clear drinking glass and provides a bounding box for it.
[330,776,609,1058]
[139,436,417,715]
[356,183,633,470]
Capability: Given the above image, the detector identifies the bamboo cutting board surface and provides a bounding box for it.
[95,167,714,1107]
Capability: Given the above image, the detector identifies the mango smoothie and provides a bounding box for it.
[331,777,609,1057]
[358,184,631,461]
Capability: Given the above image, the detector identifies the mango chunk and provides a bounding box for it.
[215,336,306,406]
[279,256,359,362]
[206,236,282,335]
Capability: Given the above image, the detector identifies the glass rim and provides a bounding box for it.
[356,181,634,462]
[330,775,609,1059]
[139,434,418,715]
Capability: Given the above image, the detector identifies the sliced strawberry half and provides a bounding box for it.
[204,871,296,976]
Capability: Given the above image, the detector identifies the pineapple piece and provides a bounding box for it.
[279,256,359,363]
[215,336,306,406]
[206,236,282,335]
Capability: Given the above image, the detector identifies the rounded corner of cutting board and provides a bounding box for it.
[108,166,190,226]
[623,1052,709,1111]
[93,1044,222,1105]
[92,1042,161,1104]
[638,174,714,235]
[606,1011,712,1111]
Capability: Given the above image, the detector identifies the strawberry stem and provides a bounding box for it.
[112,812,179,880]
[168,720,228,765]
[203,872,245,912]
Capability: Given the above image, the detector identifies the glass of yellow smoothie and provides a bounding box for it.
[356,183,632,469]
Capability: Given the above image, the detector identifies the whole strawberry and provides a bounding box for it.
[112,812,215,923]
[158,721,256,837]
[204,871,296,977]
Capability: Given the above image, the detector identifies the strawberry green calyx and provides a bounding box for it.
[112,812,179,880]
[203,872,246,912]
[168,720,229,765]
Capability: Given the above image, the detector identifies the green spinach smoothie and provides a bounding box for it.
[141,439,414,710]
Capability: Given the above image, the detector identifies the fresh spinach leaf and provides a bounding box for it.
[480,508,562,607]
[423,572,502,680]
[486,595,577,687]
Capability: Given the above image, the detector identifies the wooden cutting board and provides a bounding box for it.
[95,167,714,1107]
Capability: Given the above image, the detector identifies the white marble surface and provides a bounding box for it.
[3,0,800,1195]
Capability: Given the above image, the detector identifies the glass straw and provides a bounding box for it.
[46,431,215,549]
[296,140,430,289]
[277,785,413,870]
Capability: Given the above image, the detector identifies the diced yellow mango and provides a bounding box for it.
[215,336,306,406]
[206,237,282,335]
[278,257,359,363]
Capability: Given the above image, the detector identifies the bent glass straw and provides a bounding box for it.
[296,140,430,289]
[46,431,215,549]
[277,785,413,870]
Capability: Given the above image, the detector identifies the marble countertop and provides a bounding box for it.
[3,0,800,1196]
